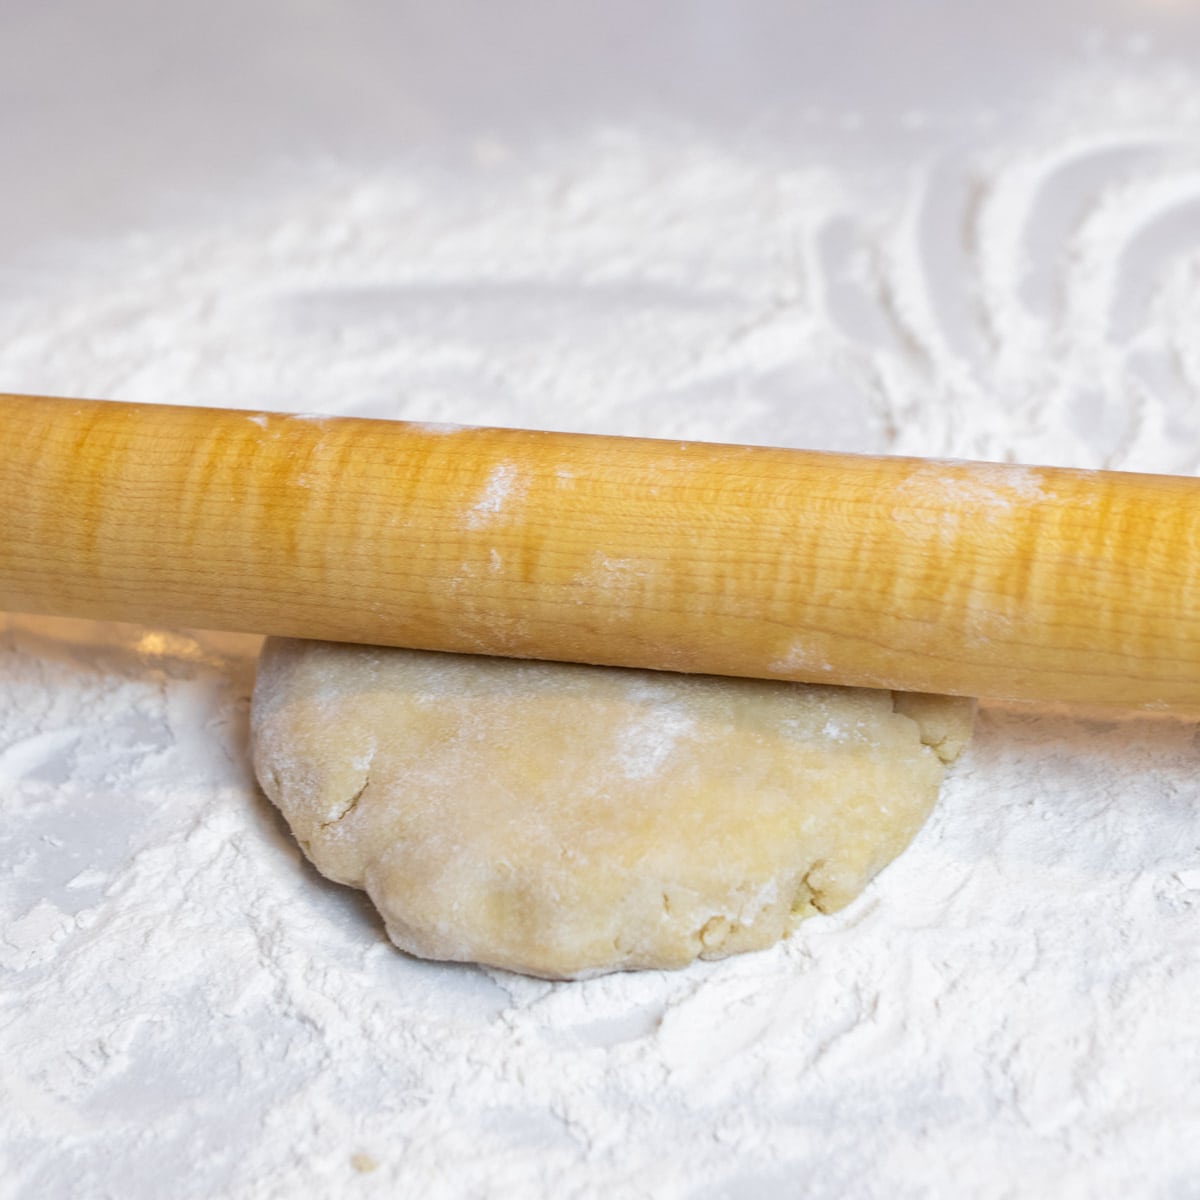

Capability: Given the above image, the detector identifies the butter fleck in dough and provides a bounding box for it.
[251,638,973,979]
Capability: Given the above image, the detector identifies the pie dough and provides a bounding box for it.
[251,638,973,979]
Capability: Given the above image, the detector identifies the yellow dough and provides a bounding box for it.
[251,638,973,979]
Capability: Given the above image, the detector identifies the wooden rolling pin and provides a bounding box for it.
[2,392,1198,708]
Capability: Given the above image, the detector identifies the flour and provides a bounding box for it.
[615,693,697,781]
[466,462,523,527]
[2,62,1200,1199]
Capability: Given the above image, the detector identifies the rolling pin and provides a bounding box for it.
[1,392,1197,708]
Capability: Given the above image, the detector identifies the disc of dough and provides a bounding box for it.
[251,638,973,979]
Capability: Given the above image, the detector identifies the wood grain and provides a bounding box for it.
[2,392,1198,707]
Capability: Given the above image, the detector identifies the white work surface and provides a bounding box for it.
[1,4,1199,1197]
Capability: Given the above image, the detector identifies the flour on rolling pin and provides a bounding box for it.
[465,462,526,528]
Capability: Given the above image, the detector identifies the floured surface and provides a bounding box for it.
[2,5,1200,1198]
[251,639,972,978]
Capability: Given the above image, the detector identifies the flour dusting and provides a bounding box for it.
[615,703,696,781]
[2,56,1199,1200]
[466,463,522,528]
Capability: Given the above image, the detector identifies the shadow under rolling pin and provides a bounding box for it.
[1,392,1197,710]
